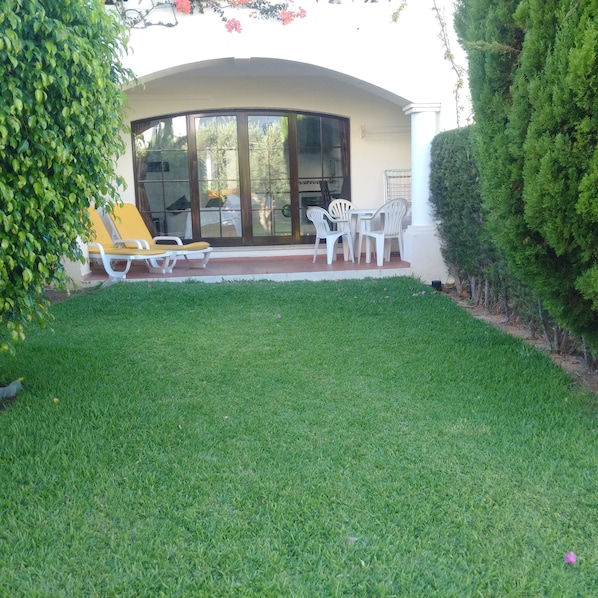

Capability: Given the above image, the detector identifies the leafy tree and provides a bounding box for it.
[455,0,598,352]
[0,0,131,354]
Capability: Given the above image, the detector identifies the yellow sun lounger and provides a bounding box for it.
[109,203,212,269]
[87,208,177,281]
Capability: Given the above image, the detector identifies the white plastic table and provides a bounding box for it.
[347,208,378,263]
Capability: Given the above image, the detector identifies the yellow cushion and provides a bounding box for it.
[150,241,210,251]
[87,207,116,247]
[110,203,154,244]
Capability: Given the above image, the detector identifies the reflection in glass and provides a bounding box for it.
[297,114,349,238]
[132,116,191,237]
[196,115,240,238]
[248,116,290,237]
[132,111,350,244]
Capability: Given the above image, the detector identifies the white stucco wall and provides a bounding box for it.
[118,0,467,131]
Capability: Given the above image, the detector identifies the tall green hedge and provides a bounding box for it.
[455,0,598,352]
[516,1,598,350]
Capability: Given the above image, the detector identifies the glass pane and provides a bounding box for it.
[327,177,345,198]
[248,115,290,238]
[196,115,240,238]
[141,150,167,180]
[200,182,241,238]
[321,116,341,147]
[160,150,189,181]
[324,146,342,177]
[133,116,191,238]
[163,182,191,238]
[135,116,188,151]
[296,115,350,236]
[297,148,323,179]
[297,114,321,151]
[271,190,292,235]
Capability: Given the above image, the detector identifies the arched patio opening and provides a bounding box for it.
[125,58,417,248]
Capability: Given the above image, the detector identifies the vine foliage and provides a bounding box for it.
[107,0,307,31]
[0,0,131,354]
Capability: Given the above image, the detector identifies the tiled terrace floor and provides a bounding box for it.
[85,252,412,284]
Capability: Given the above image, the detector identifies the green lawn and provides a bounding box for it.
[0,278,595,596]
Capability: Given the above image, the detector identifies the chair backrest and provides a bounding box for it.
[110,202,153,244]
[379,198,408,235]
[87,207,116,248]
[328,198,352,221]
[306,206,333,236]
[319,180,332,209]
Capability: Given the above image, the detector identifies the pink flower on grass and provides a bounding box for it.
[225,18,243,33]
[564,552,577,565]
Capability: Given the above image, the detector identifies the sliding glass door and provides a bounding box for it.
[132,110,350,246]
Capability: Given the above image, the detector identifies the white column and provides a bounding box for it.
[403,103,441,226]
[402,102,448,284]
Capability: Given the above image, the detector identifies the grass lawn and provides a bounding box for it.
[0,277,596,596]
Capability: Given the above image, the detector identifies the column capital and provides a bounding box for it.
[403,102,442,116]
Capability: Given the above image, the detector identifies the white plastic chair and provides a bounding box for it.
[328,199,353,260]
[306,206,354,265]
[328,198,353,222]
[357,198,408,266]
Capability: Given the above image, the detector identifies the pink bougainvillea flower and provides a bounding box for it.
[174,0,192,14]
[564,552,577,565]
[281,8,306,25]
[279,10,292,25]
[225,18,243,33]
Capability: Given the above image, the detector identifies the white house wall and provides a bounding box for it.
[119,0,465,130]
